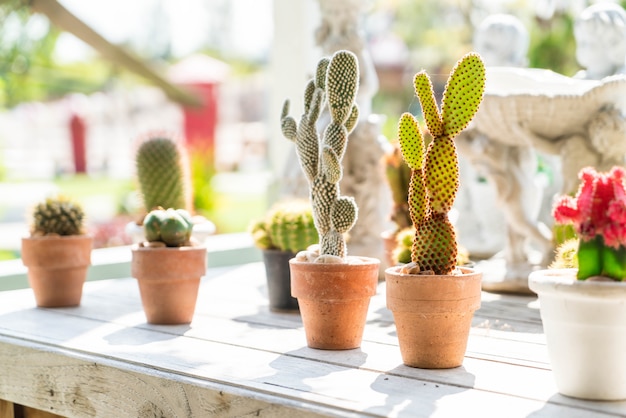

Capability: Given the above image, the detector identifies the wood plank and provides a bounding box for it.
[0,400,14,418]
[1,264,625,417]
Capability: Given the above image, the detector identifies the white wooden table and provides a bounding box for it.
[0,262,624,417]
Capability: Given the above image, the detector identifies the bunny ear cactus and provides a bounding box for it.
[398,52,486,275]
[552,166,626,281]
[280,50,360,260]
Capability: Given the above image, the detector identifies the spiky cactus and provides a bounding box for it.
[280,50,360,260]
[143,207,193,247]
[250,200,318,253]
[135,134,191,213]
[30,196,86,236]
[384,143,412,232]
[398,53,485,275]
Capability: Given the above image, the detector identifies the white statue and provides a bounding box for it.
[456,14,552,293]
[573,3,626,80]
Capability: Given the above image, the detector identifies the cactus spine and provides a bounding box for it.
[280,50,360,259]
[30,196,86,236]
[398,53,485,275]
[135,134,192,213]
[250,200,318,253]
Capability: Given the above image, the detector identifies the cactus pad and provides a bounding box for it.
[398,53,485,274]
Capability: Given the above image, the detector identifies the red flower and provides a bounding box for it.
[552,166,626,248]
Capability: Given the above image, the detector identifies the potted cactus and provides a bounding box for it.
[21,196,93,307]
[131,207,206,324]
[529,166,626,400]
[384,53,486,368]
[249,199,317,312]
[280,50,380,350]
[126,133,215,244]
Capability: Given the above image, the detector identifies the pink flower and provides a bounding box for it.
[552,166,626,247]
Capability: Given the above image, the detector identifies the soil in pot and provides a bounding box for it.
[386,266,482,368]
[290,256,380,350]
[21,235,93,307]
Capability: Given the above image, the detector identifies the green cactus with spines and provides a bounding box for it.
[144,207,193,247]
[30,195,86,236]
[250,200,318,253]
[398,52,486,275]
[384,143,412,232]
[135,134,192,214]
[280,50,360,259]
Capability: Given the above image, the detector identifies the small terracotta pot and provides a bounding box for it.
[290,256,380,350]
[131,245,207,324]
[385,266,482,368]
[21,235,93,307]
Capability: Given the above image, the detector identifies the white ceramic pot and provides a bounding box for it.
[529,268,626,401]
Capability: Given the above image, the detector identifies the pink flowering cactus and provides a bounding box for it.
[552,166,626,281]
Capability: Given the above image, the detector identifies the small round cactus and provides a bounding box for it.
[143,207,193,247]
[250,200,318,253]
[30,196,86,237]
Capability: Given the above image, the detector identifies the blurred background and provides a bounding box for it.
[0,0,617,260]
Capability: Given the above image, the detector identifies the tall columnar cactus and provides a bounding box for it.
[135,134,191,213]
[250,200,318,253]
[30,196,86,236]
[280,50,360,259]
[398,53,486,275]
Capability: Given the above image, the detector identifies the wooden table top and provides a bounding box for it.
[0,262,624,417]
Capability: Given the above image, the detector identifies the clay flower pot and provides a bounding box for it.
[290,257,380,350]
[385,266,482,368]
[131,244,207,325]
[21,235,93,307]
[529,268,626,400]
[262,249,299,312]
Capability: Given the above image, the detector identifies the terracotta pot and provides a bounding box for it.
[529,268,626,400]
[262,249,299,312]
[21,235,93,307]
[290,256,380,350]
[131,244,207,324]
[385,266,482,368]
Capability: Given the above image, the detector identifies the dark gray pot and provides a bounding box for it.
[262,249,299,312]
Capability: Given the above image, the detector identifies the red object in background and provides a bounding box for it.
[181,82,218,150]
[70,113,87,174]
[168,54,229,151]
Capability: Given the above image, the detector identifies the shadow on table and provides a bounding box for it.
[365,365,476,417]
[255,347,369,400]
[526,393,626,417]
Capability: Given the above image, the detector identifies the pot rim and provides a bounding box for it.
[384,265,479,278]
[529,268,626,297]
[131,244,206,252]
[22,234,93,241]
[289,255,380,270]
